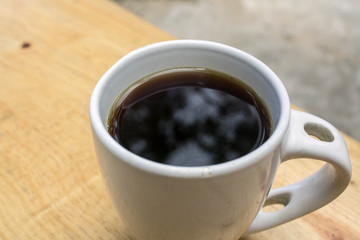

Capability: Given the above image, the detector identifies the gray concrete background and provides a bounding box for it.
[114,0,360,140]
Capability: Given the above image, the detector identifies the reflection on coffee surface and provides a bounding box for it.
[108,68,271,166]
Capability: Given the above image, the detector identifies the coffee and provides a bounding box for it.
[108,68,271,166]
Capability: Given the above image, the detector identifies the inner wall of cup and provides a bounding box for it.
[99,45,283,131]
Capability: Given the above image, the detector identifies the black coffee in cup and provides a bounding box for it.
[108,68,271,166]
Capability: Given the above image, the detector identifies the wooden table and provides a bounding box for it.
[1,0,359,239]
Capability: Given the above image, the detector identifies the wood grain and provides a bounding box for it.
[0,0,359,239]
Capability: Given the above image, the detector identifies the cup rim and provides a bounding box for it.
[89,39,290,178]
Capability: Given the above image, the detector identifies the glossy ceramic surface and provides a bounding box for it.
[90,40,351,240]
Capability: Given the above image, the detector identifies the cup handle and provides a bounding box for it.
[245,109,352,235]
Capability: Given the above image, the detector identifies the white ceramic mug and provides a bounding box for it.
[89,40,352,240]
